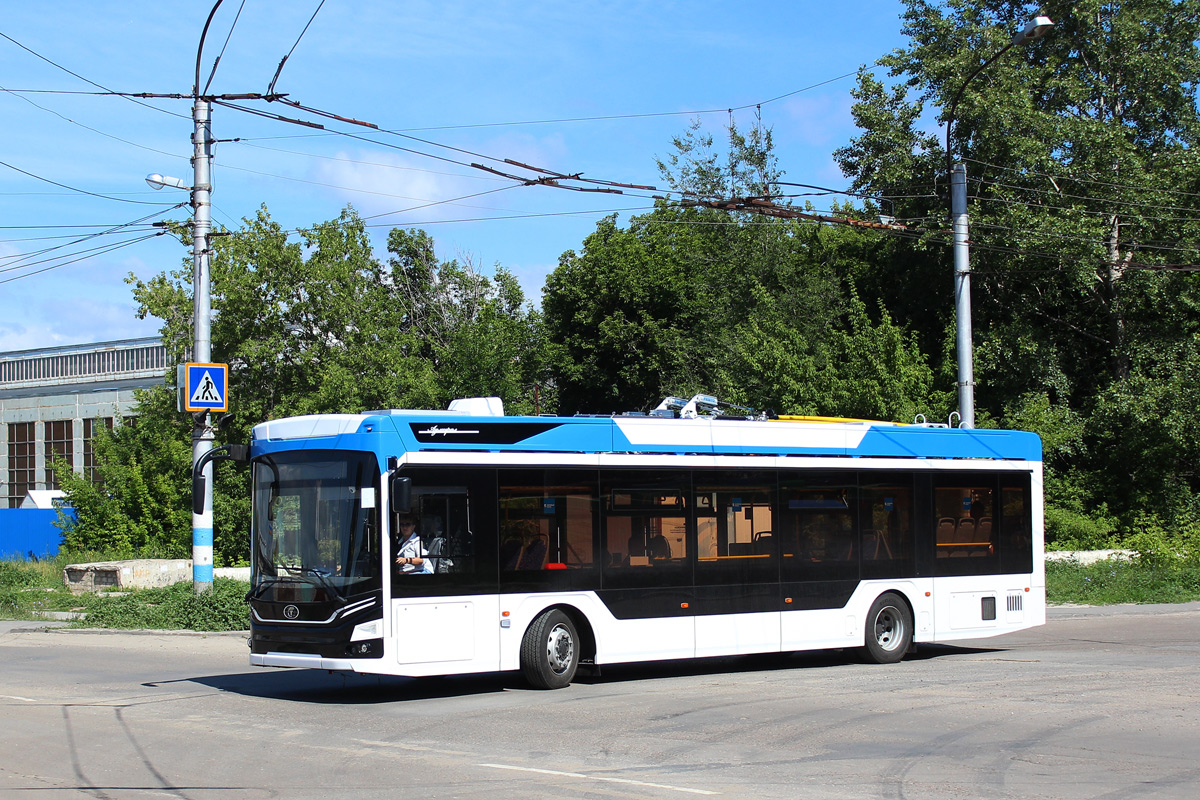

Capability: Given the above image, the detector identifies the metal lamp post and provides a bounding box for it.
[945,15,1053,429]
[145,2,222,594]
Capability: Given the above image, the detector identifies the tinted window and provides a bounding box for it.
[602,470,690,589]
[499,469,598,572]
[693,471,777,585]
[933,475,1000,576]
[779,472,858,582]
[859,473,916,579]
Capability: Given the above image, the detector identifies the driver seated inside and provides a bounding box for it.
[395,512,433,574]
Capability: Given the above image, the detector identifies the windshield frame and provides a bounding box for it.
[250,449,382,603]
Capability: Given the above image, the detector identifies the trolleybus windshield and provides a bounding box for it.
[250,450,381,602]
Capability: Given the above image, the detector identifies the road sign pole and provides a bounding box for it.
[191,96,214,595]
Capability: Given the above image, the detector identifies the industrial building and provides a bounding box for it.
[0,337,168,509]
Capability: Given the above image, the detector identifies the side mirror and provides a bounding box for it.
[192,444,251,514]
[390,475,412,514]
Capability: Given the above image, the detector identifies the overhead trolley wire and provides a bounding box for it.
[265,0,326,97]
[0,31,189,120]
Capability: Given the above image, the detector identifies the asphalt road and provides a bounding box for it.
[1,603,1198,799]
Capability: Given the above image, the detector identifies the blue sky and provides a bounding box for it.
[0,1,911,351]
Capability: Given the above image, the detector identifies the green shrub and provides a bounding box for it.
[1046,557,1200,605]
[0,561,41,589]
[81,578,250,631]
[1044,504,1117,550]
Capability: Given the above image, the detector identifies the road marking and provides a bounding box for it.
[479,763,718,795]
[1,694,36,702]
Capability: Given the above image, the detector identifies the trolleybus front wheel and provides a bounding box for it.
[864,592,912,664]
[520,608,580,689]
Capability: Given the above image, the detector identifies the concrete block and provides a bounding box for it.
[63,559,193,593]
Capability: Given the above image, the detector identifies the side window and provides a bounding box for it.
[999,475,1034,574]
[859,473,916,579]
[693,471,777,585]
[412,490,473,575]
[499,469,597,572]
[601,471,690,588]
[933,475,1000,576]
[779,472,858,582]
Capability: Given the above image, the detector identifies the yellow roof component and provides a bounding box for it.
[777,415,905,426]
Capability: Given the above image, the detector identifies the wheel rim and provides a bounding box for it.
[545,622,575,674]
[873,605,905,652]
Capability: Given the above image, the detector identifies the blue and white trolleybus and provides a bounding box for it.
[243,395,1044,688]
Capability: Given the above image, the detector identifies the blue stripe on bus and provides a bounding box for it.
[251,413,1042,462]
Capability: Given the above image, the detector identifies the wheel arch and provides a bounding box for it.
[536,602,597,664]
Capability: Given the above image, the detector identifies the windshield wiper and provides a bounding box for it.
[246,569,347,606]
[246,576,290,601]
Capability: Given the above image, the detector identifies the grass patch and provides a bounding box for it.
[0,558,88,619]
[1,557,249,631]
[1046,557,1200,605]
[79,578,249,631]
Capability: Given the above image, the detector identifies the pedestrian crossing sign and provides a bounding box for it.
[185,362,228,412]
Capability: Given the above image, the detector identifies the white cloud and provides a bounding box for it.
[312,149,512,223]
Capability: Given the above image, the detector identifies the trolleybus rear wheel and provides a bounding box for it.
[864,592,912,664]
[520,608,579,689]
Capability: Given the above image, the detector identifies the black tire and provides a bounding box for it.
[520,608,579,689]
[863,592,912,664]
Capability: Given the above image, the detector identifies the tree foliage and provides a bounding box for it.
[58,2,1200,559]
[835,0,1200,539]
[544,121,935,420]
[62,208,547,563]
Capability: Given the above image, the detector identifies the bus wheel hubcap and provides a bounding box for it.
[875,608,902,650]
[547,624,574,673]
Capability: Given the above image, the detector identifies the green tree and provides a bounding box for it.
[835,0,1200,534]
[60,207,546,562]
[52,389,192,557]
[545,119,934,418]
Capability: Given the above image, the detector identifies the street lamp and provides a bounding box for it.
[945,15,1053,429]
[146,173,189,191]
[145,163,213,597]
[147,2,222,594]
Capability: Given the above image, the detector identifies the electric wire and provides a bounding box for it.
[0,206,185,273]
[965,156,1200,201]
[0,31,189,120]
[233,141,515,184]
[0,84,189,162]
[0,158,184,206]
[266,0,326,97]
[976,177,1200,214]
[201,0,248,96]
[0,232,166,285]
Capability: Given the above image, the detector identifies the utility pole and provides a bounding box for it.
[951,164,974,429]
[190,95,215,594]
[188,0,223,595]
[944,16,1054,430]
